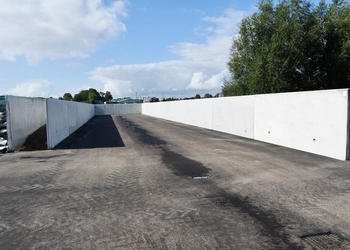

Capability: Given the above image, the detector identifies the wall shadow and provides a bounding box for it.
[55,115,125,149]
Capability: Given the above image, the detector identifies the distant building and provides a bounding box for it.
[108,97,142,104]
[143,97,151,103]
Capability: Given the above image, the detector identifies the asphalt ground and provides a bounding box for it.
[1,114,350,249]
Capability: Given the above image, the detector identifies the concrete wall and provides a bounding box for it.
[95,104,142,115]
[142,89,350,160]
[212,96,255,139]
[142,97,255,138]
[254,89,349,160]
[5,98,142,151]
[5,89,349,159]
[142,99,213,130]
[6,95,46,151]
[46,99,94,149]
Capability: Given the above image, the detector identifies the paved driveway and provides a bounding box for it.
[1,114,350,249]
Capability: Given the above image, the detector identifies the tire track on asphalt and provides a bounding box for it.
[2,115,336,249]
[119,116,306,249]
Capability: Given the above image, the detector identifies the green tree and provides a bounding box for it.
[88,88,102,103]
[224,0,350,96]
[73,88,104,103]
[73,90,89,102]
[322,0,350,89]
[62,93,73,101]
[163,97,178,102]
[71,88,114,103]
[104,91,113,102]
[150,97,159,102]
[194,94,201,99]
[203,93,213,98]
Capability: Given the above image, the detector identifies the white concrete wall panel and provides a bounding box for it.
[105,105,114,115]
[254,89,349,160]
[142,89,349,160]
[46,99,69,149]
[113,105,121,115]
[95,104,142,115]
[6,95,46,151]
[143,102,182,123]
[95,105,106,115]
[212,96,255,139]
[46,99,94,149]
[188,99,213,129]
[67,102,78,134]
[143,100,212,129]
[116,104,142,115]
[142,103,161,119]
[169,101,189,124]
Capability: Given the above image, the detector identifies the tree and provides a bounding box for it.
[87,88,102,103]
[72,88,113,103]
[73,89,102,103]
[224,0,350,96]
[203,93,213,98]
[104,91,113,102]
[322,0,350,89]
[163,97,178,102]
[150,97,159,102]
[73,90,89,102]
[62,93,73,101]
[194,94,201,99]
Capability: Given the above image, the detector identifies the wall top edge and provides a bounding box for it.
[94,103,142,105]
[5,95,47,100]
[220,88,349,99]
[46,98,94,106]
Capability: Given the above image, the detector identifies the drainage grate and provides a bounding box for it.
[192,176,210,180]
[301,232,350,250]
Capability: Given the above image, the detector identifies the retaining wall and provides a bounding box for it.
[254,90,349,160]
[95,104,142,115]
[46,99,94,149]
[5,89,348,160]
[141,100,213,130]
[212,96,255,139]
[6,95,46,151]
[142,89,350,160]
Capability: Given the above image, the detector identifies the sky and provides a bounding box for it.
[0,0,328,99]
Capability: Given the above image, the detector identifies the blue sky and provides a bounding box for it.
[0,0,328,99]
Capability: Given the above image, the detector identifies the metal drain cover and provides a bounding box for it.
[301,232,350,250]
[192,176,210,180]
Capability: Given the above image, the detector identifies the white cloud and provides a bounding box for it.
[6,79,57,97]
[0,0,128,65]
[187,72,205,90]
[186,69,229,90]
[90,7,246,97]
